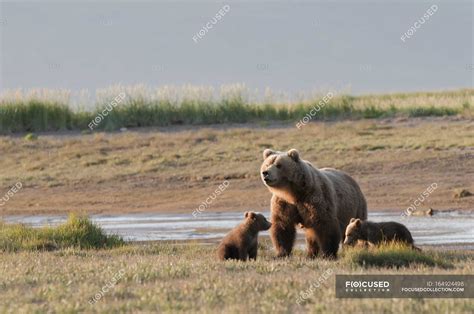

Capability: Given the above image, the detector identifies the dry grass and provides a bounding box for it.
[0,242,472,313]
[0,117,472,215]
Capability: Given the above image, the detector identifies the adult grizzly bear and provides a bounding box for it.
[260,149,367,258]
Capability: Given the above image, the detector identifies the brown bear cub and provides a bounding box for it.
[344,218,420,250]
[217,212,272,261]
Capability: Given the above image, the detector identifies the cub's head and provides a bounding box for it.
[244,211,272,231]
[260,148,303,189]
[344,218,364,246]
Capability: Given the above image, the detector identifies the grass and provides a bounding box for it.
[0,241,472,312]
[342,242,452,269]
[0,214,124,251]
[0,87,472,133]
[1,118,473,214]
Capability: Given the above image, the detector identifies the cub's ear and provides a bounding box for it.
[246,212,256,219]
[263,149,276,160]
[350,218,356,223]
[354,219,362,226]
[287,149,300,162]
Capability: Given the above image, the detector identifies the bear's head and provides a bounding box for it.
[343,218,364,246]
[260,149,306,201]
[244,211,272,231]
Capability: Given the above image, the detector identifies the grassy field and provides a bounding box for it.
[0,240,472,313]
[0,87,472,133]
[1,87,473,313]
[0,117,472,215]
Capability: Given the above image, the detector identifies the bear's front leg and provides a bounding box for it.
[270,220,295,257]
[270,196,301,257]
[316,218,341,259]
[238,248,248,261]
[248,243,257,260]
[304,228,320,258]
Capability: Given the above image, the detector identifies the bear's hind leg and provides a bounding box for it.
[225,245,240,260]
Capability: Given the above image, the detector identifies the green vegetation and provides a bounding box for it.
[0,214,124,251]
[0,241,472,312]
[342,242,452,269]
[23,133,38,141]
[0,87,472,133]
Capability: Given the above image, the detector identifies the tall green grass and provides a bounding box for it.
[0,214,124,251]
[0,87,472,133]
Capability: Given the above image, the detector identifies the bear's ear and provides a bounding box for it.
[246,212,256,219]
[287,149,300,162]
[350,218,356,223]
[263,149,276,160]
[354,219,361,226]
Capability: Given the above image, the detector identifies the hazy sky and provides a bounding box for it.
[0,1,472,96]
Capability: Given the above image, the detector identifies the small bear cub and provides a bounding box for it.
[344,218,420,250]
[217,211,272,261]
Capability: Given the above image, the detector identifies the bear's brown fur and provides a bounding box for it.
[261,149,367,259]
[344,218,419,250]
[217,211,272,261]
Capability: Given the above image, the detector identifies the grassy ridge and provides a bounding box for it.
[0,88,472,133]
[0,214,124,251]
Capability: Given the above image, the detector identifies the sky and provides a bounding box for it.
[0,0,472,96]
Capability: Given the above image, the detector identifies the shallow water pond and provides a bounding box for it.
[4,210,474,249]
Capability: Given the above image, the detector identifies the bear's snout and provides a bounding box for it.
[343,238,354,246]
